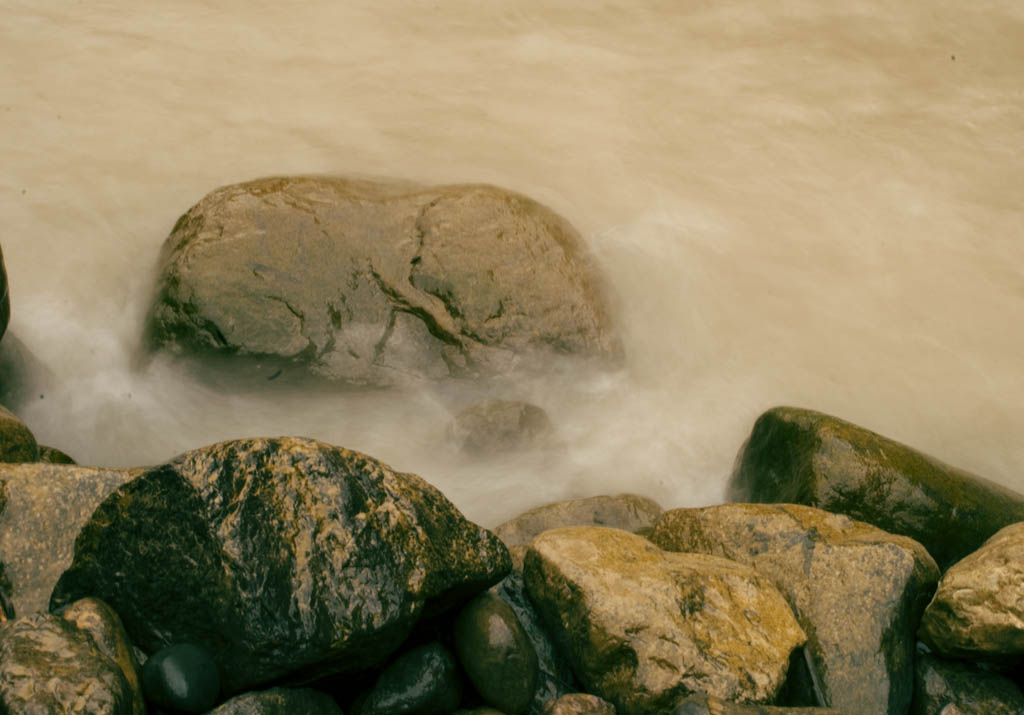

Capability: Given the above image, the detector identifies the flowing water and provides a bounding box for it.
[2,1,1022,527]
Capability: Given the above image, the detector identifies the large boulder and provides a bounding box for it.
[146,177,621,386]
[727,406,1024,569]
[49,437,511,695]
[650,503,939,714]
[0,242,8,343]
[0,463,139,616]
[523,527,806,714]
[918,521,1024,658]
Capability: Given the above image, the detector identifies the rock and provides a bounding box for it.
[912,652,1024,714]
[57,597,145,715]
[49,437,511,695]
[0,334,53,408]
[38,444,77,464]
[0,463,138,615]
[0,242,8,343]
[353,641,462,715]
[540,692,616,714]
[0,404,37,463]
[455,592,538,714]
[142,643,221,713]
[523,526,806,714]
[650,503,939,714]
[726,406,1024,570]
[494,493,663,548]
[210,687,343,714]
[450,399,558,456]
[146,177,621,387]
[0,611,136,714]
[918,521,1024,658]
[669,694,846,713]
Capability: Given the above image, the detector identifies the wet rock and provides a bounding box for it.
[353,641,462,715]
[912,652,1024,714]
[58,597,145,715]
[146,177,621,387]
[494,493,663,549]
[0,243,8,343]
[0,463,138,615]
[523,526,806,714]
[455,592,538,714]
[210,687,343,714]
[491,569,577,714]
[0,334,52,408]
[38,444,77,464]
[540,692,616,714]
[142,643,221,713]
[669,694,846,714]
[650,503,939,714]
[0,611,135,714]
[919,521,1024,658]
[0,404,37,463]
[450,399,557,456]
[49,437,511,695]
[726,406,1024,570]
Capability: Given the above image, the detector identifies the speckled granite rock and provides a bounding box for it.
[49,437,511,695]
[540,692,616,714]
[727,406,1024,569]
[669,694,846,714]
[0,611,136,714]
[57,597,145,715]
[210,687,343,714]
[0,404,37,463]
[524,527,806,714]
[912,652,1024,714]
[650,503,939,714]
[494,493,663,548]
[0,463,138,615]
[146,177,621,387]
[919,521,1024,658]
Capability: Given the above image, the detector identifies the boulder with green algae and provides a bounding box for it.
[650,503,938,715]
[523,526,806,715]
[919,521,1024,658]
[49,437,511,696]
[727,406,1024,570]
[0,404,37,463]
[146,176,621,387]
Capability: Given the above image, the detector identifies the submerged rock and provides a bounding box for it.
[650,503,939,714]
[0,404,37,463]
[146,176,621,386]
[918,521,1024,658]
[0,463,138,615]
[49,437,510,695]
[0,611,136,714]
[450,399,557,456]
[523,526,806,714]
[727,406,1024,569]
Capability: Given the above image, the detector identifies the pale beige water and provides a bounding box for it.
[2,1,1022,526]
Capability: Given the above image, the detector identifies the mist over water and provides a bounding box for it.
[2,1,1022,526]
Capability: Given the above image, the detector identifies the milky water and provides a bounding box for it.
[2,1,1022,527]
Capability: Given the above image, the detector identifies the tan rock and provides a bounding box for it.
[650,503,939,714]
[494,493,662,548]
[919,521,1024,657]
[523,526,806,715]
[540,692,616,714]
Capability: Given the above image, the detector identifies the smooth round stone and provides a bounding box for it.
[454,592,538,715]
[355,641,462,715]
[142,643,220,713]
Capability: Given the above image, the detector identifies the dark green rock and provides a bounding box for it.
[0,404,37,463]
[210,687,342,714]
[142,643,220,713]
[146,177,621,387]
[0,242,8,343]
[455,592,538,714]
[912,652,1024,714]
[354,642,462,715]
[38,444,77,464]
[0,611,135,714]
[49,437,511,695]
[727,406,1024,569]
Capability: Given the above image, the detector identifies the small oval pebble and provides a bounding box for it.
[142,642,220,713]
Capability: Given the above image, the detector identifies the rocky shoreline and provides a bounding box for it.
[1,180,1023,714]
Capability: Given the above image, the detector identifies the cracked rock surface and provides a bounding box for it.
[522,526,806,715]
[146,177,621,386]
[49,436,511,696]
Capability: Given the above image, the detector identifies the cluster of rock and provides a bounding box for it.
[1,183,1024,713]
